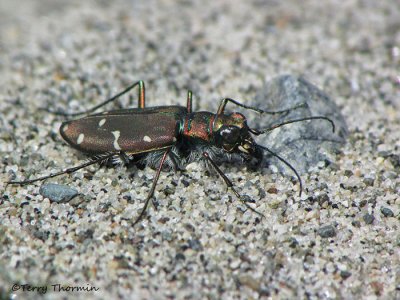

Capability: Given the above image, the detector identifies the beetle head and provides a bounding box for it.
[213,113,259,158]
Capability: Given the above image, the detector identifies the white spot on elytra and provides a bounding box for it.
[63,124,69,131]
[98,118,106,127]
[143,135,152,142]
[77,133,84,145]
[112,131,121,150]
[172,137,177,142]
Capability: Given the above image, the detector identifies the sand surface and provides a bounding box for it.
[0,1,399,299]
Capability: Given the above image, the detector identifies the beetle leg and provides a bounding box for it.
[202,152,265,219]
[249,116,335,135]
[216,98,307,115]
[168,152,180,172]
[119,152,132,165]
[138,80,146,109]
[186,90,193,113]
[42,80,146,117]
[6,153,118,186]
[132,148,170,227]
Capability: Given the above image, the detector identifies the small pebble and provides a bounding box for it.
[363,213,375,224]
[267,187,278,194]
[39,183,79,203]
[288,237,299,248]
[344,170,353,177]
[363,177,374,186]
[188,238,203,251]
[318,225,336,238]
[340,270,352,280]
[380,207,394,217]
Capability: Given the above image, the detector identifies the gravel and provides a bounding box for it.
[0,0,399,299]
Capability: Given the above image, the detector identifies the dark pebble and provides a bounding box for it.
[340,270,352,280]
[363,177,374,186]
[181,179,190,188]
[344,170,353,177]
[388,154,400,169]
[359,200,368,207]
[363,213,375,224]
[318,225,336,238]
[163,186,175,196]
[380,207,394,217]
[317,193,330,206]
[39,183,78,203]
[188,238,203,251]
[288,237,299,248]
[175,253,186,260]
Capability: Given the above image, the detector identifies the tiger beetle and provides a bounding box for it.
[7,80,335,226]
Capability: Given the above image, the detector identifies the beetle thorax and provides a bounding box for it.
[182,112,215,143]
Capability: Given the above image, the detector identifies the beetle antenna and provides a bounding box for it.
[257,145,303,197]
[250,116,335,135]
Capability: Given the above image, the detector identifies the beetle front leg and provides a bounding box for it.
[43,80,146,117]
[202,152,265,219]
[217,98,264,115]
[216,97,307,116]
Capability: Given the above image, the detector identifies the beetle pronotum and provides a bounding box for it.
[7,81,334,225]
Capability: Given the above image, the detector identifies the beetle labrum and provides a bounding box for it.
[7,80,334,225]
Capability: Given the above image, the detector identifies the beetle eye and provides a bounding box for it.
[219,126,241,144]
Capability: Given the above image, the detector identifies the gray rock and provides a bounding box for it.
[39,183,79,203]
[249,75,348,174]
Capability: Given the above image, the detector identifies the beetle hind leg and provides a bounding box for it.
[6,153,118,186]
[42,80,146,117]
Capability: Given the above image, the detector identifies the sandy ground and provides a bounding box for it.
[0,0,399,299]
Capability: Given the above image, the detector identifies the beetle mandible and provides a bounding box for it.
[7,80,335,225]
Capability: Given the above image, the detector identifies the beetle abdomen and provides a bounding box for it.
[60,111,183,155]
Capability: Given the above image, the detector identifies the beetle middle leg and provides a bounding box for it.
[132,148,171,227]
[186,90,193,113]
[202,152,265,219]
[43,80,146,117]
